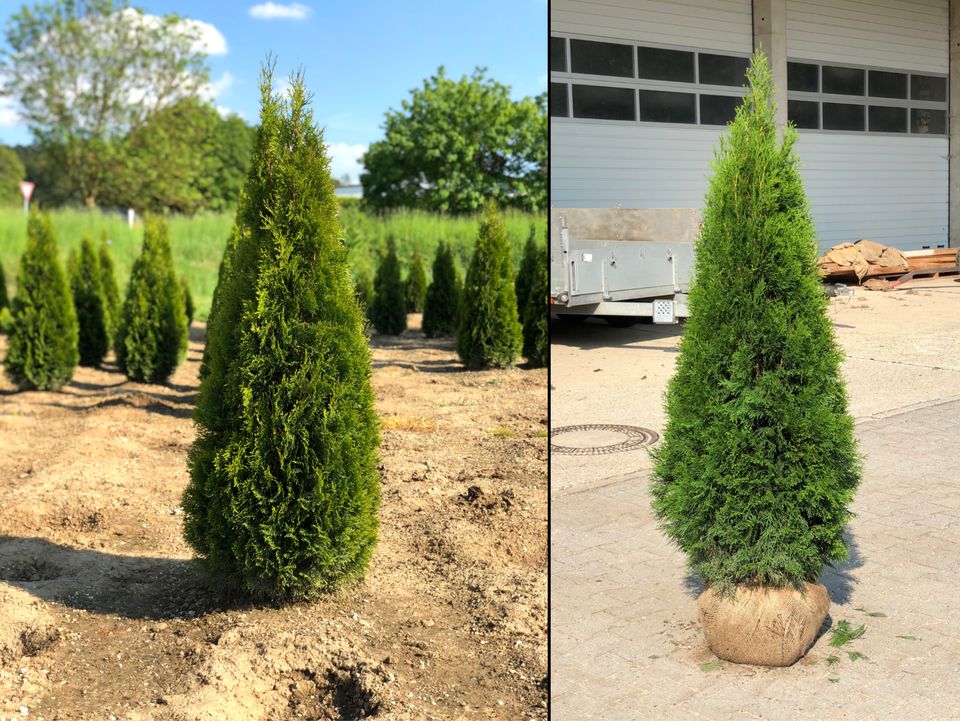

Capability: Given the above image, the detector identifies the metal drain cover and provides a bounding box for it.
[550,424,659,456]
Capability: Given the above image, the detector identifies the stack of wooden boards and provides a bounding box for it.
[817,239,959,282]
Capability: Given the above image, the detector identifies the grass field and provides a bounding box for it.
[0,202,546,320]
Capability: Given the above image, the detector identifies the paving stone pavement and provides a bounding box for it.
[552,396,960,720]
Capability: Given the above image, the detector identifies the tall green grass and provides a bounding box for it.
[0,204,545,321]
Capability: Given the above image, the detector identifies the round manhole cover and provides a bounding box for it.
[550,424,659,455]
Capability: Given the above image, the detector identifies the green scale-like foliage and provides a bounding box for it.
[353,267,375,321]
[98,235,121,348]
[371,238,407,335]
[514,224,539,313]
[181,275,195,325]
[422,241,461,338]
[183,65,381,600]
[115,216,188,383]
[0,258,9,311]
[650,51,861,593]
[521,243,547,368]
[69,235,109,367]
[5,213,78,390]
[405,246,427,313]
[456,203,522,369]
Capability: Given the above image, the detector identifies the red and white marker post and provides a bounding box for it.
[19,181,35,216]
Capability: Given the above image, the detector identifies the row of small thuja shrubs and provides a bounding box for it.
[355,204,547,369]
[0,212,193,390]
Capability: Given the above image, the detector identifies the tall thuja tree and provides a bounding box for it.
[183,65,381,600]
[0,259,8,312]
[422,241,461,338]
[5,213,78,390]
[650,51,861,594]
[69,235,109,367]
[514,224,539,313]
[115,215,188,383]
[521,243,547,368]
[456,202,522,369]
[98,235,121,347]
[353,267,375,321]
[181,275,194,325]
[405,246,427,313]
[371,238,406,334]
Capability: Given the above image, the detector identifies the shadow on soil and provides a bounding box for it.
[0,535,258,620]
[550,316,684,352]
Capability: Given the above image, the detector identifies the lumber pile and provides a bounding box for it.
[817,239,958,282]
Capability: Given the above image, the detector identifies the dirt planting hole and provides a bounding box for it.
[0,557,62,582]
[287,664,384,720]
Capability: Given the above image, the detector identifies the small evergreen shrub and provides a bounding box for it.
[521,244,547,367]
[181,275,195,325]
[515,224,539,313]
[405,246,427,313]
[115,215,188,383]
[69,235,109,367]
[371,238,407,335]
[650,51,861,594]
[98,235,121,347]
[0,258,9,312]
[354,267,375,320]
[183,65,381,600]
[456,203,522,369]
[422,241,461,338]
[5,213,79,390]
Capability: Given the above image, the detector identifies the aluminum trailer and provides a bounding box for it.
[549,208,698,324]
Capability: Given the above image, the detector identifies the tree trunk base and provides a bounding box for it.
[698,582,829,667]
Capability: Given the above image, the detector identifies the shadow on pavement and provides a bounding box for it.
[550,316,684,352]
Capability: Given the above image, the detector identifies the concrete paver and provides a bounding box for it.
[551,280,960,720]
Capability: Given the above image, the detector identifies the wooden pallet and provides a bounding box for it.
[818,248,959,281]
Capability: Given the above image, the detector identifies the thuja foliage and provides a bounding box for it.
[456,203,522,369]
[98,236,121,346]
[650,50,861,593]
[405,246,427,313]
[353,267,374,320]
[183,65,381,600]
[514,224,539,313]
[0,258,8,311]
[5,213,78,390]
[422,240,461,338]
[181,275,194,325]
[371,238,407,334]
[521,243,547,367]
[115,215,188,383]
[69,235,109,367]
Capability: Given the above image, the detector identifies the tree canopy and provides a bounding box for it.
[361,67,546,214]
[0,145,25,207]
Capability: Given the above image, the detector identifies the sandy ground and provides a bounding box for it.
[550,277,960,492]
[0,316,547,721]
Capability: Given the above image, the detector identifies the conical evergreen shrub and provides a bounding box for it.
[353,267,374,320]
[650,51,861,594]
[183,65,381,600]
[456,203,522,369]
[515,224,539,313]
[115,215,188,383]
[69,235,109,367]
[521,244,547,368]
[422,241,461,338]
[371,238,406,335]
[5,213,78,390]
[98,235,121,347]
[181,275,194,325]
[405,246,427,313]
[0,258,9,312]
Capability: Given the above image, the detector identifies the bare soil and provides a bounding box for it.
[0,316,547,721]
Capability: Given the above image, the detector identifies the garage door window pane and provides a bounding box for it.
[570,39,633,77]
[823,102,864,130]
[550,83,569,117]
[572,85,635,120]
[869,105,906,132]
[698,54,748,86]
[638,90,695,123]
[699,94,741,125]
[912,108,946,134]
[637,46,695,83]
[788,100,819,129]
[822,66,864,96]
[787,63,818,92]
[911,75,946,102]
[550,37,567,72]
[868,70,906,99]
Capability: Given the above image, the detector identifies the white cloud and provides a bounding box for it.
[249,2,312,20]
[326,142,367,184]
[208,71,236,98]
[0,97,20,127]
[183,18,228,55]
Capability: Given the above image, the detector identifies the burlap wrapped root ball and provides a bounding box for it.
[698,583,830,667]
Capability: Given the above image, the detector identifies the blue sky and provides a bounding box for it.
[0,0,546,182]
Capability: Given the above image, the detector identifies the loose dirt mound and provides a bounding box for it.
[0,318,547,720]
